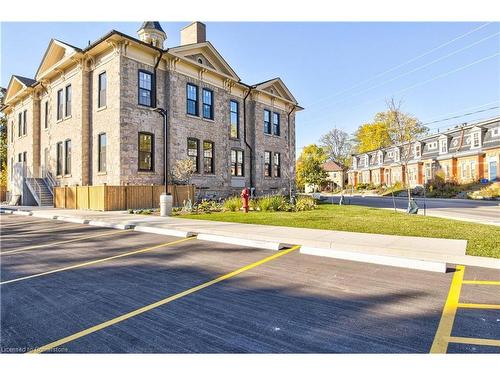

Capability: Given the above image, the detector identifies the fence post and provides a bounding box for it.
[75,184,78,209]
[125,183,129,210]
[103,183,107,211]
[87,185,90,210]
[151,184,154,209]
[64,185,68,209]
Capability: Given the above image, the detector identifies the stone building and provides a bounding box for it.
[347,116,500,188]
[2,21,302,205]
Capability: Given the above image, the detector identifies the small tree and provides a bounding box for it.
[0,87,7,187]
[171,158,196,202]
[384,98,428,208]
[353,116,392,153]
[319,127,353,167]
[296,144,328,192]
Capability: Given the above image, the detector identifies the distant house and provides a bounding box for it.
[304,161,346,193]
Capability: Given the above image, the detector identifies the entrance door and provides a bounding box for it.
[489,160,497,181]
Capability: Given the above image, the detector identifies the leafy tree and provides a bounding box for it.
[353,115,392,153]
[319,128,353,167]
[296,144,328,191]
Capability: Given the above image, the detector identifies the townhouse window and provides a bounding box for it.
[492,127,500,137]
[202,89,214,120]
[186,83,198,116]
[415,144,421,157]
[461,161,467,178]
[138,132,154,171]
[56,142,63,176]
[440,139,447,153]
[264,110,271,134]
[187,138,199,173]
[44,101,49,129]
[23,151,27,163]
[98,133,107,172]
[98,72,107,108]
[138,70,153,107]
[378,153,383,165]
[23,110,27,135]
[472,132,480,148]
[64,139,71,175]
[18,153,22,163]
[230,100,239,138]
[273,152,281,177]
[10,122,14,143]
[272,112,280,136]
[57,89,63,120]
[231,149,244,177]
[264,151,272,177]
[470,160,476,179]
[65,85,72,117]
[203,141,214,174]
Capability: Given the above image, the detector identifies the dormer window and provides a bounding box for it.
[378,151,383,165]
[364,154,369,166]
[440,139,448,154]
[394,148,400,162]
[471,131,481,148]
[353,157,357,169]
[492,127,500,137]
[414,143,421,158]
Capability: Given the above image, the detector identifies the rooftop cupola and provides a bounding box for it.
[138,21,166,48]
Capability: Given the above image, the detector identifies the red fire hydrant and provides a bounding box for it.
[241,187,250,213]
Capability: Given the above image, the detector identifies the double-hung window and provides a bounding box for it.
[231,149,244,177]
[203,141,214,174]
[273,152,281,177]
[10,122,14,143]
[18,113,22,137]
[98,72,107,108]
[230,100,239,138]
[98,133,107,172]
[56,142,63,176]
[272,112,280,136]
[138,132,154,171]
[187,138,199,173]
[187,84,198,116]
[44,101,49,129]
[264,151,272,177]
[472,132,480,148]
[440,139,447,154]
[264,110,271,134]
[202,88,213,120]
[57,89,63,120]
[138,71,153,107]
[23,110,27,135]
[65,85,72,117]
[64,139,71,175]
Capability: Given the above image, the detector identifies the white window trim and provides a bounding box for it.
[439,139,448,154]
[470,131,481,149]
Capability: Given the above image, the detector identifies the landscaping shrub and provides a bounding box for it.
[468,182,500,199]
[196,199,223,213]
[295,195,317,211]
[223,196,242,212]
[249,198,259,211]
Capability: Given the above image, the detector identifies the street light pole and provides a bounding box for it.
[154,107,168,194]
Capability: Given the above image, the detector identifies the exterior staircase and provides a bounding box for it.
[25,178,54,206]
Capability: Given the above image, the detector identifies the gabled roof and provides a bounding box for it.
[323,161,345,172]
[3,75,37,104]
[251,77,298,104]
[169,41,240,81]
[35,39,81,80]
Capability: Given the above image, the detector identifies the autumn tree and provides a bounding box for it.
[353,115,392,153]
[0,88,7,187]
[319,128,353,167]
[296,144,328,191]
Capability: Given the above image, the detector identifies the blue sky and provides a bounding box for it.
[1,22,499,152]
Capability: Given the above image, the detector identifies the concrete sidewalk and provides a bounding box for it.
[2,206,499,272]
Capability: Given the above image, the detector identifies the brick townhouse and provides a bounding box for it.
[347,116,500,187]
[1,21,302,205]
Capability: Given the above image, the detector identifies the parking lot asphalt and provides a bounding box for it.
[1,214,499,353]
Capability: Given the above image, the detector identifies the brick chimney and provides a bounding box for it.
[180,22,206,45]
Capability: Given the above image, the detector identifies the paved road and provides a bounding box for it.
[1,214,499,353]
[322,195,500,226]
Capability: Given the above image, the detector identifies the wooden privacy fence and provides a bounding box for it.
[54,184,195,211]
[0,186,7,202]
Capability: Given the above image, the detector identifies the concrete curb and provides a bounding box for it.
[300,246,447,273]
[197,233,286,251]
[88,220,135,230]
[57,217,90,225]
[0,209,14,214]
[32,212,59,220]
[12,210,33,216]
[134,225,194,238]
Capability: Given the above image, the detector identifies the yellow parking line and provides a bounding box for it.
[1,237,195,285]
[462,280,500,286]
[457,303,500,309]
[448,336,500,347]
[3,223,86,236]
[0,229,134,256]
[28,245,301,354]
[430,265,465,354]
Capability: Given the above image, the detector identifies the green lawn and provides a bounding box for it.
[184,204,500,258]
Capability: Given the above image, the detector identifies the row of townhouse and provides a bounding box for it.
[347,116,500,188]
[1,21,302,205]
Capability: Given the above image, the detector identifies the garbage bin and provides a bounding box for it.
[407,198,419,214]
[160,193,173,217]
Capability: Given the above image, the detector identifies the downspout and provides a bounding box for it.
[287,104,297,199]
[153,49,167,187]
[243,87,253,189]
